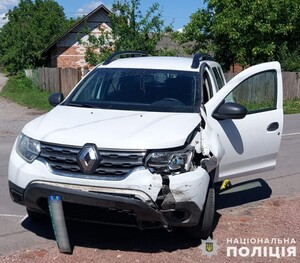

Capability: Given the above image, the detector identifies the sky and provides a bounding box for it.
[0,0,206,30]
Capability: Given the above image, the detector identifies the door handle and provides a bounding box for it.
[267,122,279,131]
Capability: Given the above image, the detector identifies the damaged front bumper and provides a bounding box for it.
[10,180,200,229]
[9,167,210,229]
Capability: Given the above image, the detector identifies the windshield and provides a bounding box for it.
[64,68,200,113]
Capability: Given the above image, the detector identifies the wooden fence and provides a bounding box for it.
[25,68,300,99]
[282,72,300,99]
[25,67,88,96]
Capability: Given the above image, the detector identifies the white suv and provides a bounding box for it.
[8,51,283,239]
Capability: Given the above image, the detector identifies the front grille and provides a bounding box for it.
[39,142,146,178]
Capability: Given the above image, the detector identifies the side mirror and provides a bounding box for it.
[48,93,64,107]
[213,102,247,120]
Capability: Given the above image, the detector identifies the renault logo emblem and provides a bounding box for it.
[77,144,102,174]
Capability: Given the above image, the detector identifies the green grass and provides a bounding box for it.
[243,99,300,114]
[283,99,300,114]
[0,74,52,111]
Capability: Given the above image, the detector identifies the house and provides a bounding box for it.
[43,4,111,68]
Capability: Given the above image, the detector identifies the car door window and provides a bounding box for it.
[225,70,277,114]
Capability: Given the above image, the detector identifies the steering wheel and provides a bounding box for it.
[152,98,185,106]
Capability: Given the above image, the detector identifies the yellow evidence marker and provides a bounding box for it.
[220,179,232,190]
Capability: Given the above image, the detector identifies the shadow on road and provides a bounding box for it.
[211,178,272,237]
[21,178,272,253]
[215,178,272,210]
[22,218,199,253]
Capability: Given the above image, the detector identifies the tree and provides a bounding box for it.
[0,0,72,73]
[177,0,300,71]
[172,8,212,55]
[210,0,300,68]
[81,0,167,66]
[278,46,300,72]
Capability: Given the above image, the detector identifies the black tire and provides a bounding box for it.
[186,186,215,240]
[26,208,48,222]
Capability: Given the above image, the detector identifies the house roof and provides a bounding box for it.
[42,4,111,55]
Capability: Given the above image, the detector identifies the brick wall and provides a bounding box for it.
[56,46,87,68]
[229,63,244,73]
[46,5,111,68]
[54,22,111,68]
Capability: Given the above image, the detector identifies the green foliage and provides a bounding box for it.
[177,0,300,71]
[209,0,300,68]
[110,0,164,53]
[172,8,212,55]
[278,46,300,72]
[0,73,52,111]
[156,48,178,56]
[79,25,114,65]
[0,0,71,73]
[82,0,167,66]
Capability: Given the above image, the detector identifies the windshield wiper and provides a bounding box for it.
[66,102,96,108]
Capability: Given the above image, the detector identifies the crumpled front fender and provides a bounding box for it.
[168,166,210,213]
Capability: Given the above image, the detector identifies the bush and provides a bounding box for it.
[278,46,300,72]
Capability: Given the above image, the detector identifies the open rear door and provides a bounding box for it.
[204,62,283,181]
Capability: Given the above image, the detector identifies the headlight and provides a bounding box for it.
[145,146,194,174]
[16,133,41,163]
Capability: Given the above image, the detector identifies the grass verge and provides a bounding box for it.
[283,99,300,114]
[0,73,52,111]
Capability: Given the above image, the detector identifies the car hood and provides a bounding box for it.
[23,106,200,149]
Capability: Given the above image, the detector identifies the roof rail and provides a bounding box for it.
[103,51,148,65]
[191,52,214,69]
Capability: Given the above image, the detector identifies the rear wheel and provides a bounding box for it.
[186,186,215,240]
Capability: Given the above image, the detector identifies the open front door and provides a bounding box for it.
[204,62,283,181]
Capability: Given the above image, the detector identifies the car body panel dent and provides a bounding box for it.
[169,166,210,212]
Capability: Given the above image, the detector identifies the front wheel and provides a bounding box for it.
[186,186,215,240]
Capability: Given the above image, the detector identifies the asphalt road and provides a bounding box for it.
[0,105,300,256]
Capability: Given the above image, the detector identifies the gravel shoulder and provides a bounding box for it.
[0,73,45,137]
[0,96,44,137]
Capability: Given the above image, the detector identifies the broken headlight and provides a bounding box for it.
[16,133,41,163]
[145,146,194,174]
